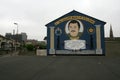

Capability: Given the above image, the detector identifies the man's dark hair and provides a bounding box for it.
[68,20,80,29]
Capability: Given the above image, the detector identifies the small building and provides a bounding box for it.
[45,10,106,55]
[0,34,15,50]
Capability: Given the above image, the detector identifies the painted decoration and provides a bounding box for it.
[64,40,86,50]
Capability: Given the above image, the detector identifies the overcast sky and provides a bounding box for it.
[0,0,120,41]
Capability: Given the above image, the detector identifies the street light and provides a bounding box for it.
[14,23,18,51]
[14,23,18,34]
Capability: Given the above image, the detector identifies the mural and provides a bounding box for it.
[64,20,86,50]
[46,10,106,55]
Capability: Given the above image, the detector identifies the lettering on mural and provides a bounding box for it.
[54,16,95,25]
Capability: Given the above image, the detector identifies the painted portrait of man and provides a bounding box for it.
[64,20,86,50]
[65,20,83,40]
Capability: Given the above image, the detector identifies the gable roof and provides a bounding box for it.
[45,10,106,27]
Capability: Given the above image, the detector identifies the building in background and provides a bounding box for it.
[110,25,114,39]
[5,32,27,43]
[0,34,15,50]
[105,25,120,41]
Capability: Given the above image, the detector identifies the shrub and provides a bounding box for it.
[39,44,46,49]
[39,42,46,49]
[26,44,34,51]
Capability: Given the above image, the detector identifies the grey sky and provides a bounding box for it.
[0,0,120,41]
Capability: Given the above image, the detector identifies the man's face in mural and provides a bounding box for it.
[68,20,80,37]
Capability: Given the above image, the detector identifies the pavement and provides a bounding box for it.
[1,51,19,57]
[0,56,120,80]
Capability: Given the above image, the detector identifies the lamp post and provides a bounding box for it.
[14,23,18,51]
[14,23,18,34]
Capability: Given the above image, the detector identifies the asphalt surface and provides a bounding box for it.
[0,56,120,80]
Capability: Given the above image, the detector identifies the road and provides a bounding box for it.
[0,56,120,80]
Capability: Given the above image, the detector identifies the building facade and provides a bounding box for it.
[46,10,106,55]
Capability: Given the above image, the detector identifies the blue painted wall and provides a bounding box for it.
[46,10,106,55]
